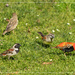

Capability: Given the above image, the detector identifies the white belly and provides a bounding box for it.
[6,50,17,56]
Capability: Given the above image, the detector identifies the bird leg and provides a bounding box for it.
[67,52,71,55]
[12,30,14,33]
[8,56,10,60]
[67,52,70,55]
[64,52,66,56]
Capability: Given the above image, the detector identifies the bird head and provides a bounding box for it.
[13,13,17,16]
[13,43,21,48]
[49,34,55,39]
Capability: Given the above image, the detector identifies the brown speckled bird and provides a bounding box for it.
[0,43,21,59]
[2,13,18,35]
[38,32,55,44]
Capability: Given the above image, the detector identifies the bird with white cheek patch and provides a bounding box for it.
[0,43,21,59]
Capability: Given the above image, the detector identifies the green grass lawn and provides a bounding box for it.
[0,0,75,75]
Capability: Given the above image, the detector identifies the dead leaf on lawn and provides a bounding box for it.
[6,19,9,22]
[28,28,30,33]
[37,19,40,23]
[42,62,53,65]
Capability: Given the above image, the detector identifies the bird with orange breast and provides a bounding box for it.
[55,42,75,56]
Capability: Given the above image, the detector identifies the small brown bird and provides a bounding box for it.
[0,43,21,59]
[38,32,55,44]
[2,13,18,35]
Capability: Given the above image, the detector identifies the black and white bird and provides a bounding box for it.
[0,43,21,59]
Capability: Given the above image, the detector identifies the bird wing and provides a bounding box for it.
[62,44,73,49]
[6,17,17,31]
[1,49,14,56]
[62,45,74,52]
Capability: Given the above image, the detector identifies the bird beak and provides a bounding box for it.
[52,36,55,38]
[19,44,21,46]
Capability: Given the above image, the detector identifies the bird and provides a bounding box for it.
[38,32,55,44]
[54,42,75,56]
[2,13,18,35]
[0,43,21,59]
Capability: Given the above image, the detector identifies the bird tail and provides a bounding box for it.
[38,32,44,37]
[51,46,57,49]
[51,46,63,50]
[2,31,7,35]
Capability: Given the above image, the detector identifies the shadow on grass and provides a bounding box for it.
[2,31,11,37]
[48,51,75,56]
[36,41,50,48]
[48,51,63,55]
[1,57,15,60]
